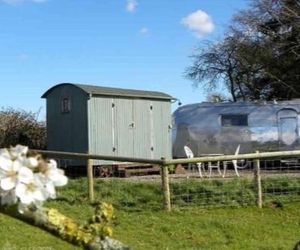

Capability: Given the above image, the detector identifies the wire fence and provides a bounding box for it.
[169,158,300,209]
[34,149,300,211]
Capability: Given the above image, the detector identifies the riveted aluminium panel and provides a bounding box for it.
[172,100,300,157]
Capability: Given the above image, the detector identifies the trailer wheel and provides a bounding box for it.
[98,166,112,178]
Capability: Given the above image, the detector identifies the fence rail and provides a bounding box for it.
[32,149,300,212]
[33,149,165,164]
[164,150,300,165]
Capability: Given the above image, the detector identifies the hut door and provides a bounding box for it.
[133,100,152,158]
[114,99,134,157]
[278,109,299,149]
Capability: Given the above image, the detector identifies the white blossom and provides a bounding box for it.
[44,159,68,187]
[9,145,28,160]
[16,174,47,205]
[0,156,23,191]
[23,157,39,169]
[0,145,68,213]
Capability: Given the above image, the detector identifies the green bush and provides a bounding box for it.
[0,107,46,149]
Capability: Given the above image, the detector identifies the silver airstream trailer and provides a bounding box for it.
[172,99,300,158]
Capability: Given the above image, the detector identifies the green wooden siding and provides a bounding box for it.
[133,100,152,158]
[152,100,172,159]
[45,85,88,165]
[88,97,115,165]
[114,98,134,158]
[87,97,172,164]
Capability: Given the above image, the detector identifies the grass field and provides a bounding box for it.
[0,178,299,249]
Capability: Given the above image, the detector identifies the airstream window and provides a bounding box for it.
[221,114,248,126]
[61,98,71,113]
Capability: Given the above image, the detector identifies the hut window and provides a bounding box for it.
[221,114,248,127]
[61,98,71,113]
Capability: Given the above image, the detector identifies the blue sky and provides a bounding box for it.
[0,0,248,119]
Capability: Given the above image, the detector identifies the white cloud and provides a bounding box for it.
[182,10,215,38]
[2,0,47,5]
[126,0,137,12]
[139,27,149,36]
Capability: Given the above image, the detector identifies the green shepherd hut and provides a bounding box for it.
[42,83,173,166]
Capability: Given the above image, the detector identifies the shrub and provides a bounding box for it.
[0,107,46,149]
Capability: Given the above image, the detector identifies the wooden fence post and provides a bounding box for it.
[161,164,171,212]
[87,158,94,203]
[254,151,262,208]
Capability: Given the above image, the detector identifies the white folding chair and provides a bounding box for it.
[223,144,248,177]
[232,144,241,177]
[184,146,204,178]
[208,161,222,177]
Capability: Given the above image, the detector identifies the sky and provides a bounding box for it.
[0,0,248,119]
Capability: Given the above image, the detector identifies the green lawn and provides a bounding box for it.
[115,205,300,250]
[0,178,299,249]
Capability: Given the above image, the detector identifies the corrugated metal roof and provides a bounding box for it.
[42,83,173,100]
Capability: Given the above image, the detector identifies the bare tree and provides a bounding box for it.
[186,36,245,102]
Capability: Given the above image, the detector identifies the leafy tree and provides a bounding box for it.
[0,108,46,149]
[233,0,300,99]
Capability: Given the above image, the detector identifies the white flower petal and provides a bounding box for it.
[16,182,35,205]
[0,170,6,178]
[34,173,47,184]
[10,145,28,159]
[53,172,68,187]
[12,159,23,172]
[33,189,47,201]
[0,156,13,171]
[17,186,34,204]
[15,183,26,198]
[33,174,45,187]
[47,168,59,181]
[20,194,34,205]
[1,176,16,190]
[27,157,38,168]
[45,182,56,199]
[18,167,34,184]
[48,159,57,169]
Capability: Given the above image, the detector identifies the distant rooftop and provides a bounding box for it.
[42,83,173,100]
